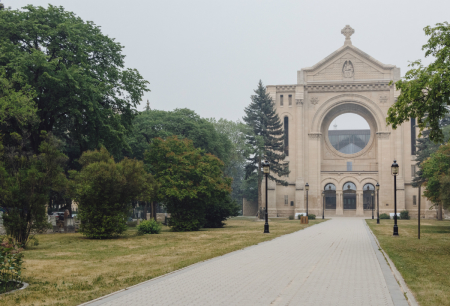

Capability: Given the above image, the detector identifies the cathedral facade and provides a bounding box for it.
[247,26,434,218]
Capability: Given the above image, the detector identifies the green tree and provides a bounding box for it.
[208,118,253,206]
[243,80,289,208]
[0,69,37,127]
[145,136,232,231]
[387,22,450,143]
[70,147,156,239]
[421,143,450,218]
[126,108,231,162]
[0,133,67,246]
[0,5,149,164]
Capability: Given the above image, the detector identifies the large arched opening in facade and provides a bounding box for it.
[343,182,356,209]
[324,183,336,210]
[363,183,375,210]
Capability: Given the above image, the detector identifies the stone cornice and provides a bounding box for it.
[306,82,390,93]
[308,133,322,139]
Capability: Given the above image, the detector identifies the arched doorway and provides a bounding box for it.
[363,183,375,210]
[343,182,356,209]
[324,183,336,209]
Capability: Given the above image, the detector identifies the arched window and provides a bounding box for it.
[324,183,336,209]
[343,182,356,209]
[284,116,289,156]
[363,183,375,210]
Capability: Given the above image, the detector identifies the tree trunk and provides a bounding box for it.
[143,201,148,220]
[439,202,443,220]
[151,202,156,221]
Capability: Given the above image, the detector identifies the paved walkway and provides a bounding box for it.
[83,218,409,306]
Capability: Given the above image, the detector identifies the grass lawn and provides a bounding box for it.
[4,217,324,306]
[367,219,450,306]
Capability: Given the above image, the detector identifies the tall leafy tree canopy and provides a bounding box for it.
[243,80,289,206]
[387,22,450,142]
[126,108,231,163]
[0,5,149,165]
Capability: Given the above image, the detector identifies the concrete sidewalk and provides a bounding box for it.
[82,218,410,306]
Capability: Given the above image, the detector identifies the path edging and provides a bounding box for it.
[365,221,419,306]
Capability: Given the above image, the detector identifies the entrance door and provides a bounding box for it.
[343,182,357,209]
[363,183,375,210]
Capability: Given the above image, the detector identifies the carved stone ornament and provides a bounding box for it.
[296,99,304,106]
[376,132,390,139]
[342,60,354,78]
[341,25,355,44]
[308,133,322,139]
[306,83,389,93]
[310,97,319,105]
[380,95,388,103]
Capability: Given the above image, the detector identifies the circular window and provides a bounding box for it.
[328,114,370,155]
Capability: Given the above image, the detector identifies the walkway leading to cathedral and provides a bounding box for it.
[81,218,410,306]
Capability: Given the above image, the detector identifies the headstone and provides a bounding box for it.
[64,218,75,233]
[146,213,151,220]
[137,219,140,226]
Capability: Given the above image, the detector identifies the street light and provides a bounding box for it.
[376,182,380,224]
[391,160,399,236]
[262,160,270,234]
[322,190,325,219]
[305,183,309,217]
[371,191,374,219]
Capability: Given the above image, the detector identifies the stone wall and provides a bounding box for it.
[243,198,257,216]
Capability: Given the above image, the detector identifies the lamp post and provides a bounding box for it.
[322,191,325,219]
[371,191,374,219]
[418,182,422,239]
[262,160,270,234]
[376,183,380,224]
[305,183,309,217]
[391,160,399,236]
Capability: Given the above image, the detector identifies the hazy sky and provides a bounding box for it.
[8,0,450,127]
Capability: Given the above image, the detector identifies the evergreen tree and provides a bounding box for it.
[243,80,289,208]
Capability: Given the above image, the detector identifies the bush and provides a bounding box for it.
[308,214,316,220]
[288,215,294,220]
[203,197,240,228]
[0,237,24,294]
[127,221,137,227]
[400,210,410,220]
[380,213,390,219]
[137,219,162,234]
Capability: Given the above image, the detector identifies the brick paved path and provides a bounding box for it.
[83,218,409,306]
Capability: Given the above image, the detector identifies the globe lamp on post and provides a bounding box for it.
[391,160,399,236]
[262,160,270,234]
[376,183,380,224]
[305,183,309,217]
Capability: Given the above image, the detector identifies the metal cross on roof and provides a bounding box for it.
[341,25,355,45]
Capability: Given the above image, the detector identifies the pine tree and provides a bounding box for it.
[243,80,289,209]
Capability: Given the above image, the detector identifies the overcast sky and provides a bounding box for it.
[8,0,450,127]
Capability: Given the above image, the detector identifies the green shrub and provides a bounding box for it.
[137,219,162,234]
[400,210,410,220]
[308,214,316,220]
[288,215,294,220]
[380,213,390,219]
[0,237,24,294]
[127,221,137,227]
[203,197,240,228]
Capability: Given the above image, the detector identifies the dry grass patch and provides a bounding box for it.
[2,217,324,306]
[367,219,450,306]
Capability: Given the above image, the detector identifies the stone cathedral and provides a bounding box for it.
[243,25,434,219]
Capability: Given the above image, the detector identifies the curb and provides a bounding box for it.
[0,281,29,296]
[366,222,420,306]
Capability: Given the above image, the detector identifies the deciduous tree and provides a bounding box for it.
[387,22,450,142]
[0,5,149,164]
[145,136,233,231]
[70,147,156,239]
